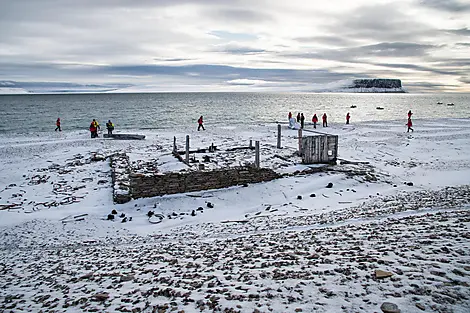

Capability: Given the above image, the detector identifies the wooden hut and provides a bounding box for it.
[300,135,338,164]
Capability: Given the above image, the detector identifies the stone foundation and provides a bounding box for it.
[130,167,280,200]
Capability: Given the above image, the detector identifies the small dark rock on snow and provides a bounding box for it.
[207,202,214,208]
[111,209,117,215]
[326,182,334,188]
[297,195,302,200]
[147,211,155,218]
[107,214,114,220]
[310,193,316,197]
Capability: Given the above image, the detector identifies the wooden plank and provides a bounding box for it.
[103,134,145,140]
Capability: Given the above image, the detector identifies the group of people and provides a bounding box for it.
[54,118,114,138]
[289,112,338,129]
[89,119,115,138]
[288,110,413,132]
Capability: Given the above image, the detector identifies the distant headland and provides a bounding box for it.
[343,79,406,93]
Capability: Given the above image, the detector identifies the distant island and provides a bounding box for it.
[344,79,406,93]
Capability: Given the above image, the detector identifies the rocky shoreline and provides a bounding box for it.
[1,186,469,313]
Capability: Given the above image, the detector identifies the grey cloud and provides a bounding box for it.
[459,77,470,84]
[293,36,354,47]
[420,0,470,12]
[444,28,470,36]
[205,8,273,23]
[456,42,470,47]
[284,42,437,63]
[326,4,437,42]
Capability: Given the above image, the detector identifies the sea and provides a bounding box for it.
[0,92,469,134]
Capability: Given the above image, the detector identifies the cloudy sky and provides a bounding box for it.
[1,0,470,93]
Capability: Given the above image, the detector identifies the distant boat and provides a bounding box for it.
[447,103,454,106]
[350,105,357,108]
[376,107,384,110]
[437,102,443,104]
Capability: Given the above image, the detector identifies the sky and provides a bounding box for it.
[0,0,470,93]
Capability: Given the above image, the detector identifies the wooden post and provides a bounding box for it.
[173,136,177,153]
[255,141,260,168]
[298,129,303,156]
[249,139,253,148]
[277,124,281,149]
[185,135,189,163]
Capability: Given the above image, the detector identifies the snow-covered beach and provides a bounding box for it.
[1,119,470,313]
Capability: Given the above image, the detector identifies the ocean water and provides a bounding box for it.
[0,92,469,134]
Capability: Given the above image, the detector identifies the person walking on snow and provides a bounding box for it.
[322,113,328,127]
[408,110,413,119]
[296,113,301,123]
[406,118,414,132]
[312,114,318,129]
[198,115,205,131]
[55,118,61,131]
[300,113,305,129]
[346,112,350,124]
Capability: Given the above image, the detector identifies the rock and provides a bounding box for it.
[120,275,134,282]
[297,195,302,200]
[310,193,316,197]
[406,182,414,186]
[375,270,393,279]
[242,183,248,187]
[196,207,203,212]
[122,217,128,223]
[416,303,425,311]
[380,302,400,313]
[91,292,109,301]
[295,309,303,312]
[107,214,114,220]
[326,183,333,188]
[120,213,126,218]
[207,202,214,208]
[191,210,196,216]
[111,209,117,214]
[147,211,154,218]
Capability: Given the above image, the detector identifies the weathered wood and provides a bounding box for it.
[103,134,145,140]
[301,135,338,164]
[226,146,255,152]
[298,129,303,155]
[255,141,260,168]
[0,203,21,210]
[277,124,282,149]
[185,135,190,163]
[173,136,177,152]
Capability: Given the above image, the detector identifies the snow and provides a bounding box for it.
[1,119,470,313]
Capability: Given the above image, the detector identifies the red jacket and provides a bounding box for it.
[198,117,203,125]
[322,114,327,121]
[312,115,318,123]
[407,119,413,127]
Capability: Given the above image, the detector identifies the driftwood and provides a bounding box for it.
[273,154,293,162]
[0,204,21,210]
[226,146,255,152]
[337,158,370,165]
[221,220,249,224]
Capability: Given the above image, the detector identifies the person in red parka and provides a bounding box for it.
[406,118,414,132]
[408,110,413,119]
[346,112,350,124]
[322,113,328,127]
[312,114,318,129]
[198,115,205,131]
[55,118,61,131]
[288,112,292,121]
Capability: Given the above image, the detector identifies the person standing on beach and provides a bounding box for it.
[106,120,114,135]
[408,110,413,119]
[198,116,205,131]
[406,118,414,132]
[296,113,301,123]
[288,112,292,122]
[89,119,100,138]
[300,113,305,129]
[55,118,61,131]
[346,112,350,124]
[322,113,328,127]
[312,114,318,129]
